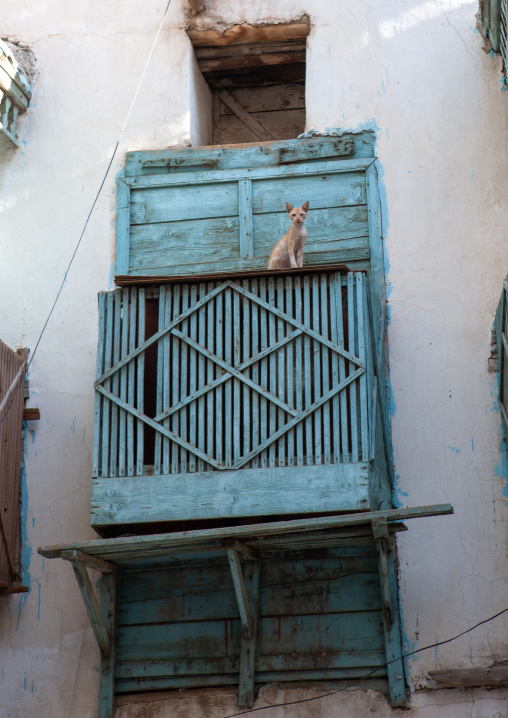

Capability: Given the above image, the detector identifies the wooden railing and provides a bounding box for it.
[0,341,26,587]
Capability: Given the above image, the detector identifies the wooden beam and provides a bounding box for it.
[372,517,406,707]
[69,559,111,657]
[194,40,305,60]
[197,50,306,74]
[219,89,275,141]
[222,539,258,561]
[22,407,40,421]
[227,548,253,639]
[62,550,116,574]
[99,572,117,718]
[239,562,260,707]
[187,20,310,47]
[429,666,508,688]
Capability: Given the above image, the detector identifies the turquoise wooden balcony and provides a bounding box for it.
[91,267,390,530]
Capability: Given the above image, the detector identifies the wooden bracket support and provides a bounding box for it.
[63,551,118,718]
[371,518,393,627]
[371,517,406,708]
[222,539,258,561]
[227,548,253,639]
[226,548,260,707]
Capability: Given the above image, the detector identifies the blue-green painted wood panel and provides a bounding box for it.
[124,134,375,177]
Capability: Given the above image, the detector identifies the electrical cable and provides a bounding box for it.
[223,606,508,717]
[0,0,172,432]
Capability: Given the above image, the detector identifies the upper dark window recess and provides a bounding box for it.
[188,19,310,144]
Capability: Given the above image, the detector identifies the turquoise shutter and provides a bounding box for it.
[91,270,388,526]
[501,0,508,69]
[116,137,375,278]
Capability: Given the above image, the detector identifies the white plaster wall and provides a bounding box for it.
[2,0,508,716]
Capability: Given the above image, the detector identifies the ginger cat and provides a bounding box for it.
[267,201,309,269]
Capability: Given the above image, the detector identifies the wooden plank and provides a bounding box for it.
[115,180,130,275]
[250,278,260,468]
[219,89,275,141]
[219,109,305,144]
[40,504,453,560]
[429,667,508,688]
[320,274,331,465]
[312,275,322,465]
[91,463,371,525]
[199,49,305,74]
[127,136,367,176]
[99,571,117,718]
[61,550,115,574]
[238,179,253,258]
[242,280,252,462]
[136,288,145,475]
[218,83,305,113]
[239,562,260,706]
[372,518,406,707]
[125,158,374,191]
[294,276,304,466]
[195,41,305,61]
[171,284,181,473]
[22,407,40,420]
[130,182,239,225]
[118,288,129,476]
[187,22,311,48]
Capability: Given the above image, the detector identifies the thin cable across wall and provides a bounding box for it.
[223,606,508,717]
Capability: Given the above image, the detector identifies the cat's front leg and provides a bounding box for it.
[288,247,299,268]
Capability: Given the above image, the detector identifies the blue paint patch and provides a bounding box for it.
[15,592,29,632]
[328,44,330,53]
[390,393,396,417]
[72,416,76,435]
[32,517,35,528]
[24,674,26,690]
[108,261,115,290]
[490,49,496,58]
[471,437,474,451]
[386,129,389,140]
[32,578,41,620]
[83,427,86,442]
[447,445,461,454]
[471,25,479,34]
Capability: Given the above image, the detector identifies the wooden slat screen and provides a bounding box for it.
[0,341,26,586]
[93,271,370,479]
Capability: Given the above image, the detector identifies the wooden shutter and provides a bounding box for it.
[501,0,508,70]
[91,270,378,526]
[116,136,375,279]
[0,341,26,586]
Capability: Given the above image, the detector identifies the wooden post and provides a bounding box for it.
[372,518,406,707]
[238,561,260,707]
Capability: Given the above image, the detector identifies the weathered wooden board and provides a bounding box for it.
[125,135,373,176]
[92,463,371,526]
[429,666,508,687]
[187,22,311,48]
[219,108,305,144]
[219,84,305,114]
[130,182,239,225]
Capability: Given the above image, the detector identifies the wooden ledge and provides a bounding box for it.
[187,19,311,48]
[429,666,508,688]
[39,504,453,565]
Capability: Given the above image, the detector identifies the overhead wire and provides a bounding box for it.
[223,605,508,717]
[0,0,172,433]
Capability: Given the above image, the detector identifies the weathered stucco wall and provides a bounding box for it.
[1,0,508,716]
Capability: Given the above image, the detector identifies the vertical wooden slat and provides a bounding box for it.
[312,275,322,465]
[99,571,117,718]
[328,276,341,464]
[212,89,221,145]
[321,275,331,465]
[215,287,223,466]
[109,291,122,477]
[136,289,145,475]
[197,283,207,472]
[180,284,190,473]
[118,288,129,476]
[242,280,251,464]
[171,285,181,474]
[206,282,215,465]
[154,286,165,475]
[250,279,259,469]
[276,278,286,466]
[348,273,359,463]
[259,278,268,468]
[115,180,131,276]
[335,273,349,462]
[233,288,241,466]
[225,287,233,468]
[357,274,369,462]
[303,275,313,465]
[286,277,295,466]
[127,290,136,476]
[102,293,114,478]
[294,277,304,467]
[162,288,172,474]
[93,293,106,478]
[188,285,198,473]
[268,278,277,468]
[239,180,254,259]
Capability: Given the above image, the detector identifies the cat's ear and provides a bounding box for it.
[286,202,293,213]
[302,201,309,211]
